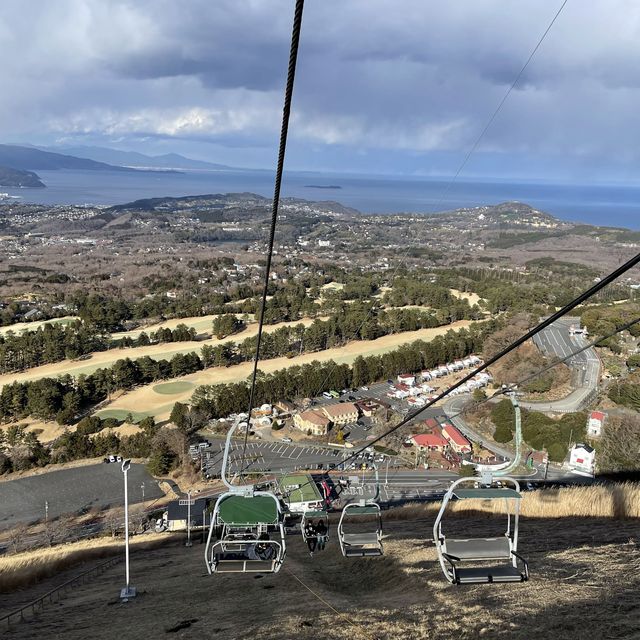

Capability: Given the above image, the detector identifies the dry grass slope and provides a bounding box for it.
[2,484,639,639]
[0,533,170,594]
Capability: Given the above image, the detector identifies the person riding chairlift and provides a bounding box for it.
[304,520,317,556]
[316,519,327,551]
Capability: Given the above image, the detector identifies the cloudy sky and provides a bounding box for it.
[1,0,640,182]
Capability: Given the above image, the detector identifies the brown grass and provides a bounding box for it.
[0,533,171,593]
[380,483,640,521]
[3,511,639,639]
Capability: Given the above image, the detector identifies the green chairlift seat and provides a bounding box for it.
[433,477,529,585]
[204,418,287,575]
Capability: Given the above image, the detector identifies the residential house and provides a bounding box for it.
[569,443,596,476]
[587,411,605,438]
[397,373,416,386]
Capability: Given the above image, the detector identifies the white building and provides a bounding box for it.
[587,411,605,438]
[569,443,596,476]
[397,374,416,387]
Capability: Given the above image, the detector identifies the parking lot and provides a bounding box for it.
[0,463,162,531]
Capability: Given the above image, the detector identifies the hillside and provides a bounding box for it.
[2,493,639,639]
[0,144,139,172]
[0,165,44,188]
[40,145,237,171]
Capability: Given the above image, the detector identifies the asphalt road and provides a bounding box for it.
[0,463,163,531]
[527,317,600,413]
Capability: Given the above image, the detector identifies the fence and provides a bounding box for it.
[1,555,121,629]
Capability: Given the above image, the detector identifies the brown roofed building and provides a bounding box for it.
[294,410,331,436]
[321,402,359,425]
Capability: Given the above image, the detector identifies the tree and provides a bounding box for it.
[170,402,190,431]
[146,440,175,476]
[472,388,487,402]
[494,422,513,443]
[458,464,476,477]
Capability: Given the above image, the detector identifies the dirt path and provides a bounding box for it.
[99,320,474,419]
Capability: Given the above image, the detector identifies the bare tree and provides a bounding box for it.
[8,523,29,554]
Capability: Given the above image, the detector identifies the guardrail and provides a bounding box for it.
[1,555,121,629]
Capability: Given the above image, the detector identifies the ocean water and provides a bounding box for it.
[2,168,640,230]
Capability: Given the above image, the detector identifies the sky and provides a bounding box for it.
[1,0,640,183]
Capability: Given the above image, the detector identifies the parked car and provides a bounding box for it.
[103,455,123,464]
[360,386,369,391]
[322,392,332,399]
[348,395,356,401]
[281,437,293,443]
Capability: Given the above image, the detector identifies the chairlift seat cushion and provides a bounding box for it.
[454,565,525,584]
[218,495,279,525]
[343,547,383,557]
[342,532,380,546]
[214,558,277,573]
[453,488,521,500]
[445,537,512,560]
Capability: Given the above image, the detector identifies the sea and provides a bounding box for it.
[2,168,640,230]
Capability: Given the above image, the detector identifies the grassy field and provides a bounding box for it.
[111,313,255,340]
[152,381,196,395]
[2,483,639,639]
[94,409,156,422]
[98,320,474,419]
[0,316,78,336]
[0,317,320,389]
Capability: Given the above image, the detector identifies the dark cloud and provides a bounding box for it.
[0,0,639,180]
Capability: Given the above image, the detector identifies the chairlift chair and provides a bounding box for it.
[433,475,529,585]
[301,509,329,549]
[337,501,383,558]
[204,418,286,574]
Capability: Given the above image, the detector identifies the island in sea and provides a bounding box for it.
[0,165,45,188]
[304,184,342,189]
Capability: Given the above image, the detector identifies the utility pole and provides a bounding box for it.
[120,459,136,601]
[45,500,49,524]
[140,483,145,502]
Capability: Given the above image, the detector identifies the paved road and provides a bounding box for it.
[526,317,600,413]
[0,463,163,531]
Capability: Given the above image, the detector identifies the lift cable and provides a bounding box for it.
[284,253,640,494]
[438,0,569,202]
[306,0,570,403]
[275,312,639,500]
[238,0,305,479]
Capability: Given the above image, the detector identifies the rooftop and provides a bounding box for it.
[280,474,322,504]
[322,402,358,417]
[299,409,331,427]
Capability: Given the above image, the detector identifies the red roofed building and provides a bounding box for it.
[411,433,449,452]
[442,424,472,454]
[587,411,605,438]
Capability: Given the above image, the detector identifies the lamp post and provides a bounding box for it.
[120,459,136,600]
[140,482,145,502]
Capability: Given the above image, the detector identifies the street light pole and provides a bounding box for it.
[120,459,136,600]
[186,490,192,547]
[141,482,145,502]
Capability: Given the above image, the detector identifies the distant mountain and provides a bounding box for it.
[40,145,236,171]
[0,144,140,172]
[0,165,45,188]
